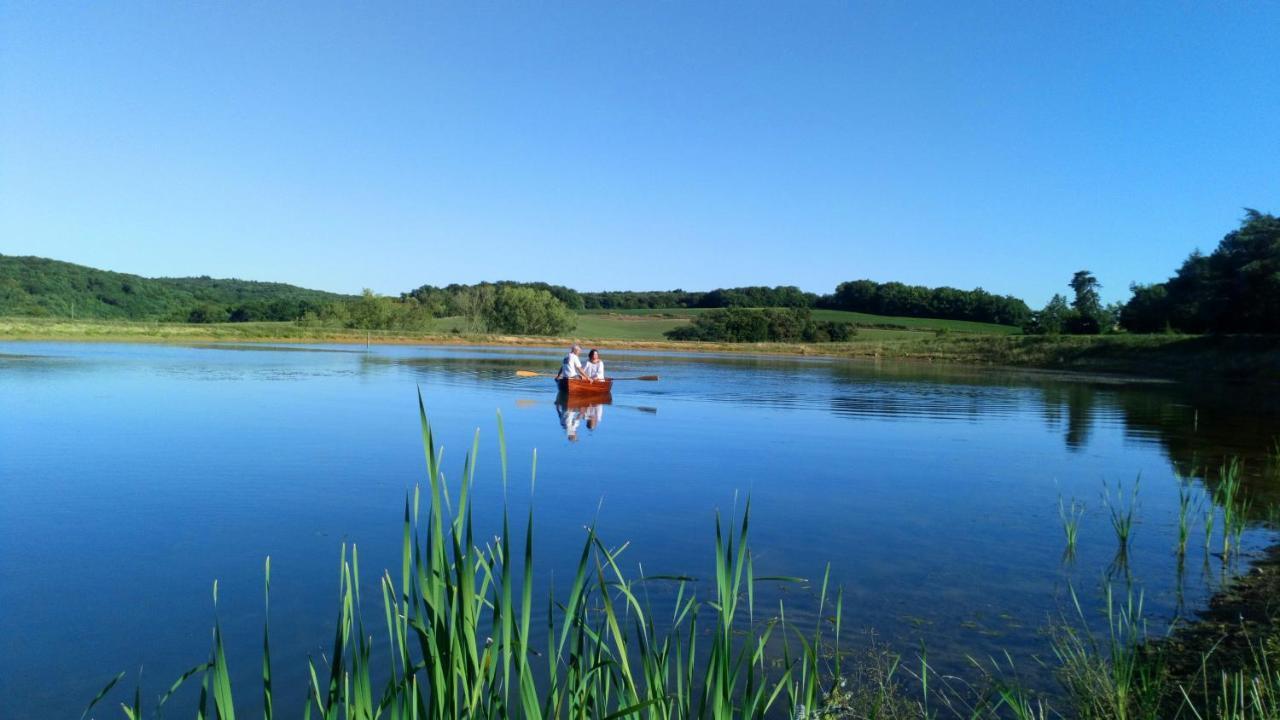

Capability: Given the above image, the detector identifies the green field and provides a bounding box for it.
[0,308,1023,344]
[573,307,1021,341]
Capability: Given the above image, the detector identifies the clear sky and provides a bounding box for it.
[2,2,1276,305]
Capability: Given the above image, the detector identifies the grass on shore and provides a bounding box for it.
[5,316,1279,381]
[576,308,1021,340]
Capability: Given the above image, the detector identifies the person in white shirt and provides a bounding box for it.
[556,344,584,381]
[582,349,605,381]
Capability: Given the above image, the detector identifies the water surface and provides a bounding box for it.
[2,342,1277,717]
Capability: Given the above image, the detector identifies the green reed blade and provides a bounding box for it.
[80,671,124,720]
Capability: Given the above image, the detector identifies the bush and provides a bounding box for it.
[665,308,855,343]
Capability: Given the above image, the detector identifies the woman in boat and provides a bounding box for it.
[582,349,605,382]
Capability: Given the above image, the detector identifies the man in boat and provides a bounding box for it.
[555,344,585,382]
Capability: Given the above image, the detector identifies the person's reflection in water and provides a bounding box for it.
[584,402,604,431]
[556,395,608,442]
[556,398,583,442]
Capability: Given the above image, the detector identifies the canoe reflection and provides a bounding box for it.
[555,392,610,442]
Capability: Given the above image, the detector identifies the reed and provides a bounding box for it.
[1103,477,1140,551]
[1059,495,1084,556]
[1215,459,1247,559]
[1052,584,1165,720]
[84,391,841,720]
[1177,480,1193,557]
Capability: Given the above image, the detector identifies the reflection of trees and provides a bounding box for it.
[1110,383,1280,510]
[1037,384,1098,452]
[821,358,1280,511]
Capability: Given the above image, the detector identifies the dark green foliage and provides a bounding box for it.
[0,255,350,322]
[1022,294,1070,335]
[403,281,585,316]
[580,286,816,310]
[298,289,434,331]
[484,286,577,335]
[580,289,703,309]
[665,307,856,342]
[823,279,1030,327]
[1120,210,1280,334]
[1068,270,1105,334]
[695,285,817,309]
[187,304,230,324]
[1120,284,1172,333]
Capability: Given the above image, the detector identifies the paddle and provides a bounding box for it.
[515,370,659,381]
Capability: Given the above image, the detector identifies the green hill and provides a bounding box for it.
[0,254,352,322]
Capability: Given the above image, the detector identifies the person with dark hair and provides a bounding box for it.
[582,348,605,382]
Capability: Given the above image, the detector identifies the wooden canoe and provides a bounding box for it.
[556,378,613,396]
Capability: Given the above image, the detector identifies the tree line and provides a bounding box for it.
[1025,210,1279,335]
[0,255,348,323]
[10,208,1273,338]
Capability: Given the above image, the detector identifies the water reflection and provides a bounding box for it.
[555,393,610,442]
[3,341,1279,720]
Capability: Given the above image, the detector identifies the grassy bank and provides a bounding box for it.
[4,317,1278,381]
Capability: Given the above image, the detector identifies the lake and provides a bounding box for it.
[2,341,1278,718]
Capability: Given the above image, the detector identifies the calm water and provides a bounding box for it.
[2,342,1278,717]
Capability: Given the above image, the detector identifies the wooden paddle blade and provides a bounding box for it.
[636,375,660,381]
[515,370,544,377]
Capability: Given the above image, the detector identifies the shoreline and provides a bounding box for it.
[2,319,1278,383]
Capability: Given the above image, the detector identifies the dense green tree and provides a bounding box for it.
[1067,270,1103,334]
[0,255,350,321]
[187,304,229,323]
[825,279,1030,326]
[1119,210,1280,334]
[1119,283,1171,333]
[1024,294,1071,335]
[483,286,576,335]
[348,289,394,330]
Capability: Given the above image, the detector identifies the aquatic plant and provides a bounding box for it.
[83,392,842,720]
[1203,501,1216,559]
[1103,476,1140,551]
[1177,479,1193,557]
[1214,459,1249,560]
[1052,584,1164,720]
[1059,495,1085,556]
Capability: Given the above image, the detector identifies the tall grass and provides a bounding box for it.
[1053,584,1165,720]
[1215,459,1250,560]
[85,392,843,720]
[1059,497,1080,550]
[1103,476,1140,551]
[1177,478,1193,558]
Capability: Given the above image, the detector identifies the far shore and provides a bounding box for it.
[3,318,1278,382]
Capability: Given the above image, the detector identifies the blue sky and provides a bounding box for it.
[2,2,1276,306]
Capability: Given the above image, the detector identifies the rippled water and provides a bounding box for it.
[1,342,1277,718]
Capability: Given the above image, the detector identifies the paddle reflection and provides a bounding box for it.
[555,392,611,442]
